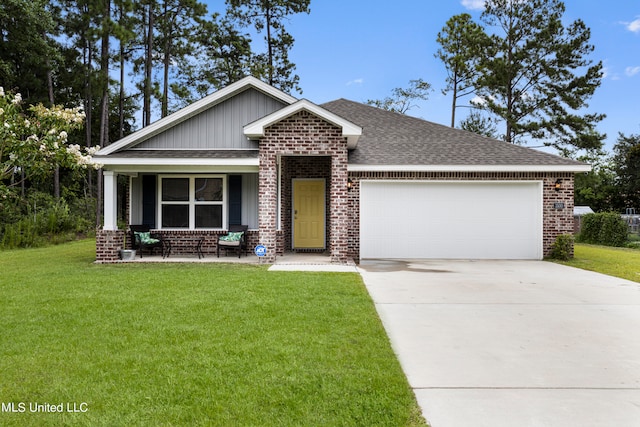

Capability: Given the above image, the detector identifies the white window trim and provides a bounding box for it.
[158,175,227,230]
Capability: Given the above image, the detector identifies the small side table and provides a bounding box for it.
[162,239,172,259]
[188,237,204,259]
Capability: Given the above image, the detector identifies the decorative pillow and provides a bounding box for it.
[219,231,244,242]
[135,231,160,245]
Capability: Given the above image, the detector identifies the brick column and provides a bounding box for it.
[259,150,278,262]
[96,229,125,263]
[330,152,349,263]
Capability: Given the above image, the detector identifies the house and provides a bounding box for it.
[94,76,590,263]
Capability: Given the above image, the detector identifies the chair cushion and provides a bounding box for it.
[219,231,243,242]
[135,231,160,245]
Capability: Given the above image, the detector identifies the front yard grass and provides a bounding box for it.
[0,240,425,426]
[555,243,640,283]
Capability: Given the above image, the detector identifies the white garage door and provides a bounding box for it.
[360,181,542,260]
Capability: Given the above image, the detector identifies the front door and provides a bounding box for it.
[293,179,325,249]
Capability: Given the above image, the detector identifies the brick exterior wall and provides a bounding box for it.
[96,229,125,262]
[347,171,575,260]
[259,110,349,263]
[98,111,576,264]
[96,229,259,262]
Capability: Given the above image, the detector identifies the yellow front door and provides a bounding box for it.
[293,179,325,249]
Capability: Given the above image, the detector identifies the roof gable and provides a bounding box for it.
[243,99,362,149]
[97,76,297,156]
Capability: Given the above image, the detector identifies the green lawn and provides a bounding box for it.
[0,240,426,426]
[555,243,640,283]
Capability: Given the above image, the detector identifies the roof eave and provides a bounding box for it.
[96,156,259,167]
[347,164,592,173]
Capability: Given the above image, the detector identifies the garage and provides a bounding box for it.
[359,180,543,260]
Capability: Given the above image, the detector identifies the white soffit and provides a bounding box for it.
[243,99,362,149]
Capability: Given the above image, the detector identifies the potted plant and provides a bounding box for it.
[119,229,136,260]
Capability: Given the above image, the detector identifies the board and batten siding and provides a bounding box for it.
[136,88,287,150]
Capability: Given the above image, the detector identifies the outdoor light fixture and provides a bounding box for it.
[554,179,562,192]
[347,178,353,192]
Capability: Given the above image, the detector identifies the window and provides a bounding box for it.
[159,176,225,229]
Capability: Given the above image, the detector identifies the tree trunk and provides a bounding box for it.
[97,0,112,229]
[144,2,154,127]
[265,2,273,85]
[450,69,458,128]
[47,61,61,199]
[162,1,170,118]
[118,2,125,140]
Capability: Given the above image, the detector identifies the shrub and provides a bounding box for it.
[549,234,574,260]
[0,192,97,249]
[577,212,628,247]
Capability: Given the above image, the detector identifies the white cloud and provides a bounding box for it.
[346,78,364,86]
[470,95,486,106]
[625,66,640,77]
[461,0,485,10]
[627,18,640,33]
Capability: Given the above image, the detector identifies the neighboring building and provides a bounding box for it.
[94,77,589,263]
[573,206,595,234]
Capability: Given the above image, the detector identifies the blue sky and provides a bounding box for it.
[207,1,640,154]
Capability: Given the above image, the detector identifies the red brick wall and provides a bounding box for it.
[96,229,259,262]
[96,229,125,262]
[347,171,575,260]
[259,111,349,262]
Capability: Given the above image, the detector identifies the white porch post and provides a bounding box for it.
[103,170,118,230]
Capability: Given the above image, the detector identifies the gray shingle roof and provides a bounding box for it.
[321,98,586,168]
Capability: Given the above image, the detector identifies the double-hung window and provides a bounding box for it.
[159,176,225,229]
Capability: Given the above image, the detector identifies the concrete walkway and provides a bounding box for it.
[358,260,640,427]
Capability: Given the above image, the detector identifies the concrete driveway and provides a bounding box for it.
[358,260,640,427]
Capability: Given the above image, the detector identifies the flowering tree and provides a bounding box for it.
[0,87,100,199]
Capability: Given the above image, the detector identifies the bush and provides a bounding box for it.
[0,192,96,249]
[577,212,628,247]
[548,234,574,260]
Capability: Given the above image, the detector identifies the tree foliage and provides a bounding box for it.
[0,0,60,105]
[613,132,640,210]
[459,110,498,139]
[477,0,605,150]
[366,79,432,114]
[436,0,605,153]
[0,87,98,199]
[435,13,490,127]
[226,0,310,93]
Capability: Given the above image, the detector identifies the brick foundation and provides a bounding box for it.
[96,229,125,263]
[96,229,259,262]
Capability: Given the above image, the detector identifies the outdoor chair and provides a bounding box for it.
[130,224,166,258]
[217,225,248,258]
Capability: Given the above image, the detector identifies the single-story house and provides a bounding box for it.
[94,76,590,263]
